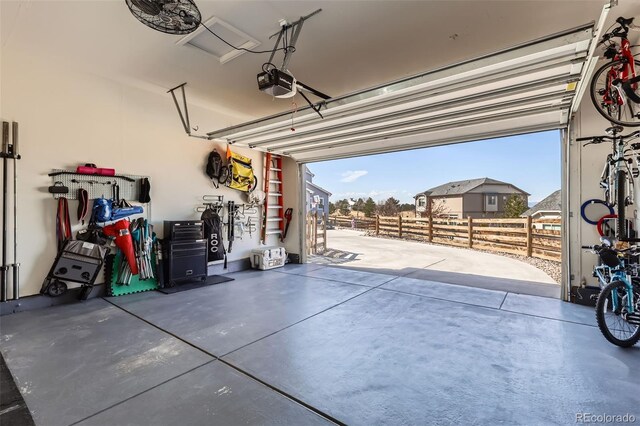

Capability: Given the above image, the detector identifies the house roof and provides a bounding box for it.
[304,165,315,178]
[304,166,331,196]
[414,178,529,198]
[521,189,561,217]
[306,180,332,197]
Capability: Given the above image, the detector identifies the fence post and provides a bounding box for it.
[323,213,327,252]
[308,214,312,255]
[428,215,433,242]
[398,215,403,238]
[526,216,533,257]
[467,216,473,248]
[312,213,318,254]
[375,215,380,235]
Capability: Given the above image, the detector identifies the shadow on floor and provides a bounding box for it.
[307,260,560,298]
[309,248,361,265]
[1,353,35,426]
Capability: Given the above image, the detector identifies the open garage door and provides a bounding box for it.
[207,23,597,162]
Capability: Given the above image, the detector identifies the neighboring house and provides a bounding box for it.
[305,166,332,216]
[521,189,561,230]
[414,177,529,219]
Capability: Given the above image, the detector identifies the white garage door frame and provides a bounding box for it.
[203,8,611,300]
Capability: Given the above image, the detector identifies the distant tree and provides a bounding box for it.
[329,202,336,215]
[378,197,400,216]
[399,203,415,212]
[334,199,351,216]
[363,197,376,217]
[353,198,365,212]
[503,194,528,218]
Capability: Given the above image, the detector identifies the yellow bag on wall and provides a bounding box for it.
[226,145,257,192]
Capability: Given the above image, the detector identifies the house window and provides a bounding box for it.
[487,195,497,206]
[418,198,426,207]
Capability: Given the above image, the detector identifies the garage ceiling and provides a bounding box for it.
[1,1,607,119]
[207,23,596,162]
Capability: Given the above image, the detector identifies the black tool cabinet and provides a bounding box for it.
[163,221,207,287]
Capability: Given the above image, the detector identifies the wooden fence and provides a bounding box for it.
[307,212,327,255]
[329,215,561,262]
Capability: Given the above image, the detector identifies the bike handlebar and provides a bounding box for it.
[598,17,634,44]
[582,244,640,253]
[578,130,640,144]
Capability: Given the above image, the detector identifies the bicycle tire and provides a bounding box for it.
[616,169,626,239]
[590,59,640,127]
[248,176,258,193]
[596,213,617,237]
[595,280,640,347]
[218,166,230,185]
[580,199,614,225]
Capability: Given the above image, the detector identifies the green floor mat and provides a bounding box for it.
[106,251,158,297]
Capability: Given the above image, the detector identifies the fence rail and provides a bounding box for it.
[329,215,561,262]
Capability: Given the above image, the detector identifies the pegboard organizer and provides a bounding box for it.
[48,169,150,201]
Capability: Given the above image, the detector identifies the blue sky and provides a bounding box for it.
[307,130,561,205]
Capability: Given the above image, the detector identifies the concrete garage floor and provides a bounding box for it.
[1,265,638,426]
[315,229,560,298]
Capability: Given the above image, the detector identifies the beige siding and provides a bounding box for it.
[432,196,463,218]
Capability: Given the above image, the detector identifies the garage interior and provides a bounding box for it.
[1,1,639,425]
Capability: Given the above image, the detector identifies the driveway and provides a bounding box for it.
[314,229,559,297]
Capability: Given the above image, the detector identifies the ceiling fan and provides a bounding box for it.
[125,0,201,35]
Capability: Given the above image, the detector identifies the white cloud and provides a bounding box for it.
[340,170,368,183]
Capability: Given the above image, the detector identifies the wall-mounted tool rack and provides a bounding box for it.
[48,170,150,201]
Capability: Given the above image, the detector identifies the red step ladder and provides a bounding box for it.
[261,153,284,244]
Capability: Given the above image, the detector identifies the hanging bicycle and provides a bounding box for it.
[590,16,640,127]
[578,126,640,240]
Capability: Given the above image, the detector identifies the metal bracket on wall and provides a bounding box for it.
[168,83,211,140]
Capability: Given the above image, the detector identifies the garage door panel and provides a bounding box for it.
[291,111,564,163]
[280,105,568,157]
[206,23,594,163]
[262,89,571,152]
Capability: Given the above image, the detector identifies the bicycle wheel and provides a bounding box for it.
[595,280,640,347]
[248,175,258,193]
[590,59,640,127]
[218,166,231,185]
[616,169,626,239]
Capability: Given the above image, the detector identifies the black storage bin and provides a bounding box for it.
[162,220,208,287]
[167,240,207,285]
[164,221,204,241]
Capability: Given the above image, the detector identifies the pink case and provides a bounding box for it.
[76,166,115,176]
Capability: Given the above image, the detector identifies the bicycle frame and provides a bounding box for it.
[599,155,612,204]
[604,36,638,107]
[615,137,635,207]
[596,136,634,208]
[606,263,636,315]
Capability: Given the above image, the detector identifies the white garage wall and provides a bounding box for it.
[0,48,272,297]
